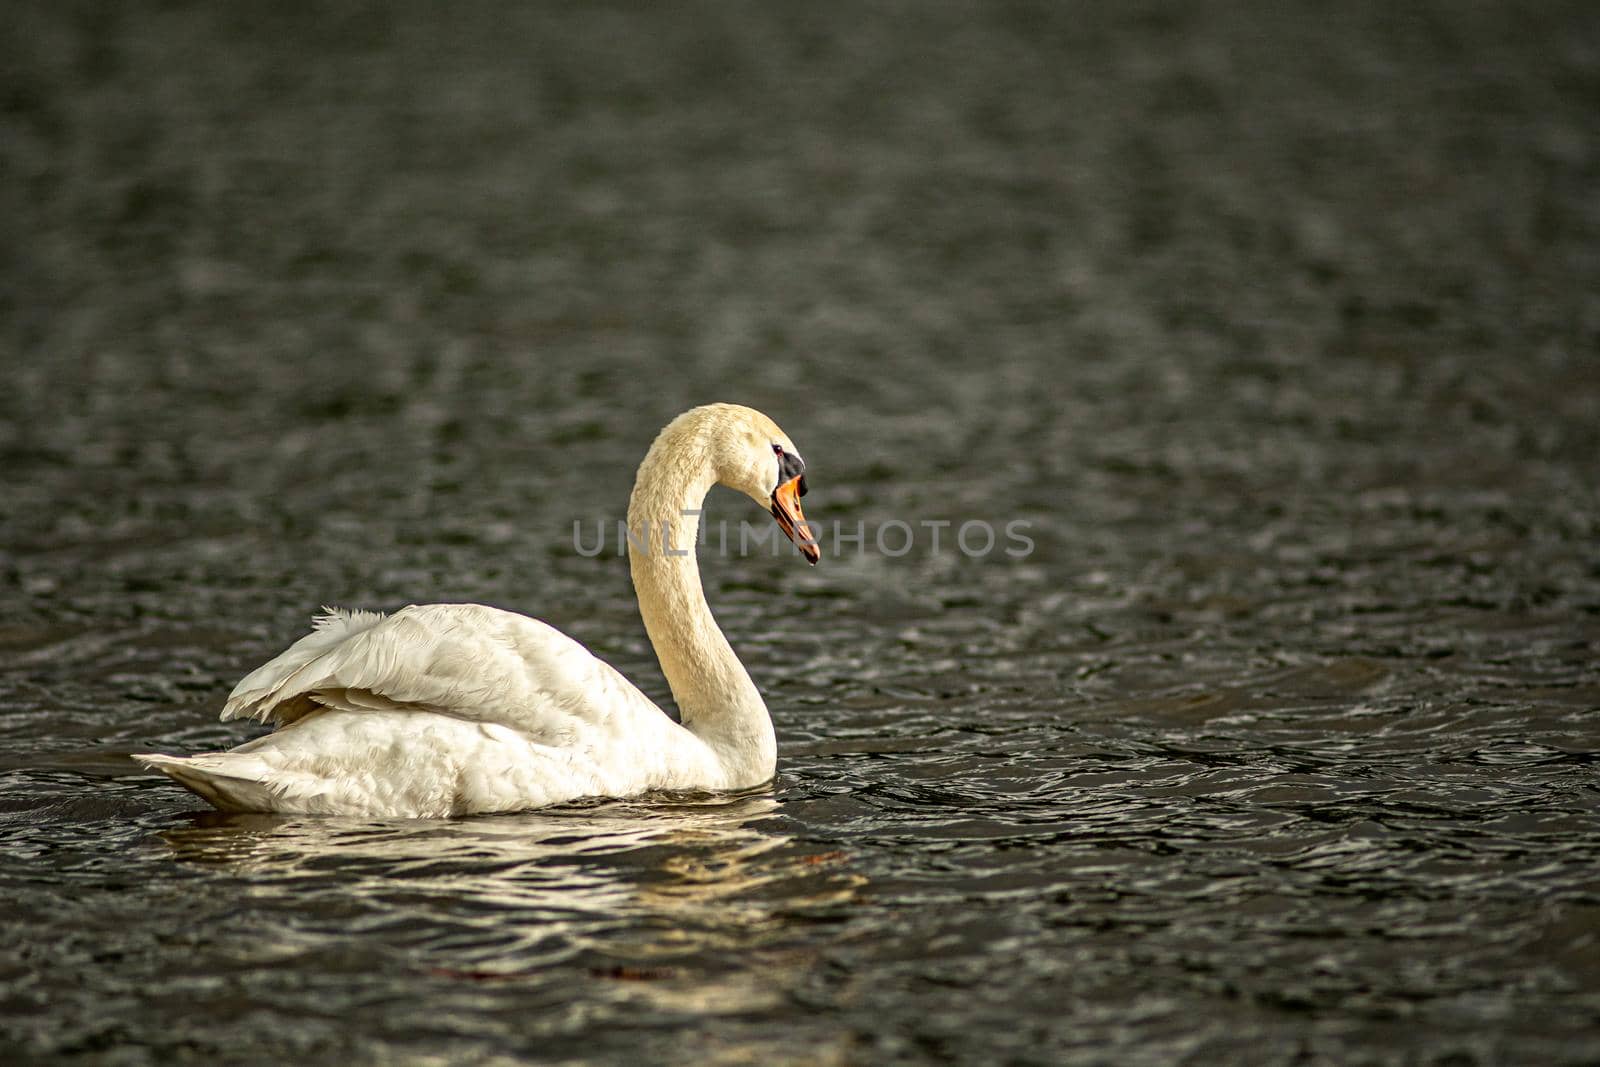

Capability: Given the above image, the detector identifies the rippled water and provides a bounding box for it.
[4,2,1599,1063]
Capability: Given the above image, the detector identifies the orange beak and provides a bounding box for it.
[770,476,819,564]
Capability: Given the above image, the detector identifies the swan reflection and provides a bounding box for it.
[156,794,861,985]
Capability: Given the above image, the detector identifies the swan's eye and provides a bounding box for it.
[774,444,806,489]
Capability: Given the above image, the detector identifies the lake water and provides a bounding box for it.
[3,2,1599,1063]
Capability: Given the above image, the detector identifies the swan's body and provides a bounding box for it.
[134,404,817,818]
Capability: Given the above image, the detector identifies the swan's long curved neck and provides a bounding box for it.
[627,416,776,785]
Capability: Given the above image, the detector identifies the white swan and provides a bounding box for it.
[133,403,818,818]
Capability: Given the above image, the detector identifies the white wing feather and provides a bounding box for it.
[221,604,656,744]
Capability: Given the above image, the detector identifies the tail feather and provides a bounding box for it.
[132,752,285,813]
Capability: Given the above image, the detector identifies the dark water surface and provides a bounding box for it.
[4,2,1600,1063]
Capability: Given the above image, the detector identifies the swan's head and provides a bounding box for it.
[707,404,818,565]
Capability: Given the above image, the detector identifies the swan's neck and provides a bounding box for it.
[626,422,776,786]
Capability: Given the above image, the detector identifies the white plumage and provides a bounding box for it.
[133,404,817,818]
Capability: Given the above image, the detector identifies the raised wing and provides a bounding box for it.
[222,604,667,743]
